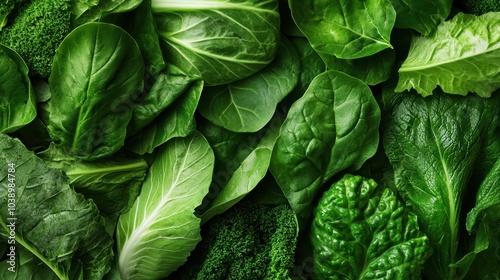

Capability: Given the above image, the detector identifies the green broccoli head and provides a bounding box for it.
[170,202,298,280]
[456,0,500,15]
[0,0,72,78]
[0,0,28,29]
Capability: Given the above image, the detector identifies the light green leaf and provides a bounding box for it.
[198,36,300,132]
[117,132,214,279]
[289,0,395,59]
[153,0,280,85]
[270,70,380,223]
[390,0,452,35]
[396,12,500,97]
[0,44,36,134]
[48,22,144,160]
[0,133,114,280]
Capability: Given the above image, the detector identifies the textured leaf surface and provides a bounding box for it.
[383,91,500,279]
[0,134,114,280]
[117,132,214,279]
[311,175,431,279]
[153,0,280,85]
[198,36,299,132]
[289,0,395,59]
[270,70,380,222]
[396,13,500,97]
[48,22,144,160]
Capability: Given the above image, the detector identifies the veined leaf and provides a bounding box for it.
[396,12,500,97]
[390,0,452,35]
[0,134,114,280]
[117,132,214,279]
[289,0,395,59]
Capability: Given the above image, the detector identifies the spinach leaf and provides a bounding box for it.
[73,0,143,26]
[396,12,500,97]
[153,0,280,85]
[201,118,281,223]
[289,0,395,59]
[125,78,203,155]
[0,133,114,279]
[270,70,380,223]
[0,44,36,134]
[383,90,500,279]
[117,132,214,279]
[48,22,144,160]
[198,35,300,132]
[390,0,452,35]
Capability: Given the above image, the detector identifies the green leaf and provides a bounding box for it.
[390,0,452,35]
[383,90,500,279]
[201,118,281,223]
[270,70,380,223]
[467,157,500,233]
[396,12,500,97]
[0,133,114,280]
[153,0,280,85]
[117,132,214,279]
[0,44,36,134]
[198,36,300,132]
[125,78,203,155]
[48,22,144,160]
[73,0,143,26]
[288,0,395,59]
[319,48,395,85]
[38,145,148,216]
[311,174,431,279]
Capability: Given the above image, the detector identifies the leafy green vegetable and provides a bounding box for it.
[201,119,281,223]
[383,90,500,279]
[0,44,36,134]
[125,76,203,155]
[390,0,452,35]
[48,22,144,160]
[116,132,214,279]
[396,12,500,97]
[270,70,380,223]
[170,202,298,280]
[456,0,500,15]
[198,35,300,132]
[311,174,431,279]
[73,0,143,26]
[289,0,395,59]
[0,133,114,280]
[152,0,280,85]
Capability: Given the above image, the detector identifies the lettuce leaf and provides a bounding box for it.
[396,12,500,97]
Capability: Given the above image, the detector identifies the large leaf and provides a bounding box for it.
[0,134,114,280]
[390,0,452,35]
[153,0,280,85]
[73,0,143,26]
[117,132,214,279]
[48,22,144,160]
[288,0,395,59]
[0,44,36,133]
[270,70,380,223]
[198,35,300,132]
[396,12,500,97]
[383,90,500,280]
[311,174,431,279]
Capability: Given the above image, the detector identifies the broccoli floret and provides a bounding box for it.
[0,0,72,78]
[170,202,298,280]
[0,0,28,29]
[455,0,500,15]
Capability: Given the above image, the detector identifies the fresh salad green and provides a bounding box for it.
[0,0,499,279]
